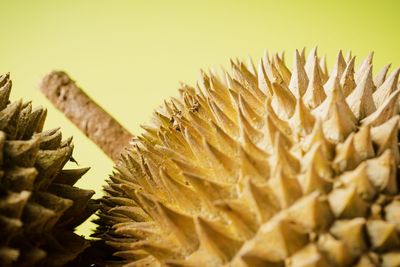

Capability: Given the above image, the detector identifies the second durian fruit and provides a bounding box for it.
[0,73,97,267]
[96,49,400,267]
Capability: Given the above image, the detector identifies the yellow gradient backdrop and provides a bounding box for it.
[1,0,399,236]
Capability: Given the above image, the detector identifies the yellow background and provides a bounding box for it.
[1,0,399,236]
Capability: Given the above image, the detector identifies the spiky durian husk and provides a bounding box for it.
[0,73,98,266]
[96,49,400,267]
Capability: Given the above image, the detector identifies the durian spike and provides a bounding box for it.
[304,46,318,76]
[40,71,134,161]
[302,55,326,109]
[374,64,391,88]
[340,56,356,97]
[324,50,346,91]
[288,49,309,98]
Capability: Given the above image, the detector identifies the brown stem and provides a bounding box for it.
[40,71,134,162]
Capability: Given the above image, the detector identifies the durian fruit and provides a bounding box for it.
[95,49,400,267]
[0,73,98,266]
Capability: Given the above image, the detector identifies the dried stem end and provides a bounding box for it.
[40,71,134,162]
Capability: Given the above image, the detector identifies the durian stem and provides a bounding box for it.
[40,71,134,162]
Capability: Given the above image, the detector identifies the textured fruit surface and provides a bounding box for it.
[96,49,400,266]
[0,73,98,266]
